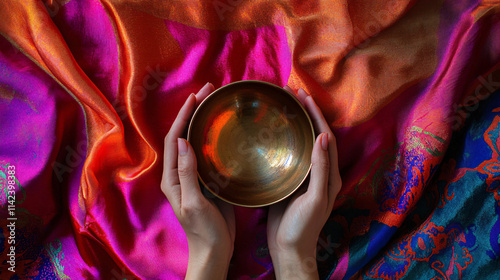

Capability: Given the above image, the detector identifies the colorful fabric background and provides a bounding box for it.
[1,0,500,279]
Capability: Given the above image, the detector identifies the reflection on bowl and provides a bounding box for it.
[188,80,315,207]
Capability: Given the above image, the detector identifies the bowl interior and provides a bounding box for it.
[188,81,314,207]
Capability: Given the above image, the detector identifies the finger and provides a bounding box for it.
[304,94,330,135]
[284,85,294,95]
[162,93,197,184]
[284,85,307,106]
[304,96,341,204]
[161,94,198,210]
[165,82,213,172]
[161,167,181,211]
[306,133,329,201]
[195,82,215,105]
[297,88,309,105]
[177,138,205,208]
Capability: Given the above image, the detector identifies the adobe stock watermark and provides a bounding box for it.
[213,0,244,21]
[110,267,138,280]
[297,234,339,275]
[52,64,167,182]
[201,160,240,199]
[352,3,399,49]
[446,71,500,131]
[236,105,297,161]
[201,105,298,199]
[2,164,18,273]
[253,234,338,279]
[287,234,339,278]
[212,0,398,50]
[43,0,69,18]
[52,129,87,183]
[111,64,167,121]
[316,234,340,262]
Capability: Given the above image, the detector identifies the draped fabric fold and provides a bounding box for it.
[1,0,500,279]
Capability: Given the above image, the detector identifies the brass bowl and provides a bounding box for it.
[188,81,315,207]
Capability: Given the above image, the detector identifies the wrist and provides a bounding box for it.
[186,245,232,280]
[270,249,319,280]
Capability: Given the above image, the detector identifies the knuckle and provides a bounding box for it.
[160,180,168,194]
[312,157,329,173]
[181,200,206,218]
[177,164,193,178]
[180,204,196,217]
[276,233,303,250]
[160,169,178,192]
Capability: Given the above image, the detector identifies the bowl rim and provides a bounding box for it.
[187,80,315,207]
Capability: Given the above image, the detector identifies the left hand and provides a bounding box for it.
[161,83,235,280]
[267,87,342,279]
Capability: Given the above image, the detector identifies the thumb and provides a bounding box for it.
[307,132,330,199]
[177,138,204,205]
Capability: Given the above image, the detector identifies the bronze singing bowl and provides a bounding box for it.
[187,81,315,207]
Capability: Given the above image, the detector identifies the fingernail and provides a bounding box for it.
[321,133,328,151]
[299,88,309,95]
[178,138,188,155]
[201,82,212,90]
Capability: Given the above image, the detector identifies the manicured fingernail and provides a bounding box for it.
[201,82,212,90]
[321,133,328,151]
[178,138,188,155]
[299,88,309,95]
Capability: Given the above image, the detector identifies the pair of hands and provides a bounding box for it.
[161,83,342,280]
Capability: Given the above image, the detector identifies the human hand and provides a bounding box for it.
[161,83,235,280]
[267,87,342,280]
